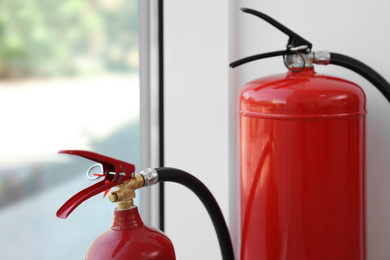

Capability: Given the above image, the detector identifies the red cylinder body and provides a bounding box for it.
[239,67,366,259]
[86,206,176,260]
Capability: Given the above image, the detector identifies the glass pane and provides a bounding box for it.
[0,0,140,259]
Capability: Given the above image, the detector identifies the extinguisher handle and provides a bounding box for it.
[230,50,292,68]
[57,179,118,219]
[56,150,136,219]
[240,8,312,52]
[58,150,135,176]
[230,8,312,68]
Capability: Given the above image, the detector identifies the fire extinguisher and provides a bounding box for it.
[56,150,234,260]
[230,8,390,260]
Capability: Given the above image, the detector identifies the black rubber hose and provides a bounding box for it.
[155,167,235,260]
[329,52,390,102]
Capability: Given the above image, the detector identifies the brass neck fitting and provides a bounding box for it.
[109,173,144,210]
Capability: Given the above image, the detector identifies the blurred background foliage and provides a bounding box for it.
[0,0,139,79]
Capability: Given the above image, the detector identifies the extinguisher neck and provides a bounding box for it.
[108,174,144,210]
[287,66,315,77]
[284,52,315,72]
[111,206,144,231]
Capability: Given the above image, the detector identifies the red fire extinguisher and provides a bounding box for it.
[56,150,176,260]
[231,8,390,260]
[56,150,234,260]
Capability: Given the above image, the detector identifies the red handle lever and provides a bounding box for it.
[56,150,136,219]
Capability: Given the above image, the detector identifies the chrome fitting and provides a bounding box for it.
[313,51,330,65]
[139,168,159,186]
[284,53,314,72]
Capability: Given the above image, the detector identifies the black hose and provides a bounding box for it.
[155,167,235,260]
[329,52,390,103]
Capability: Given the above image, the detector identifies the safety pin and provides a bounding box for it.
[86,163,114,180]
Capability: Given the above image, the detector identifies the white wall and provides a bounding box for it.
[231,0,390,259]
[164,0,229,259]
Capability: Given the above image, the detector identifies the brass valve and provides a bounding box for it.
[108,173,144,210]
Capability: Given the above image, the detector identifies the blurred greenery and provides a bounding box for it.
[0,0,138,79]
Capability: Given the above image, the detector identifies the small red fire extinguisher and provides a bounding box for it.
[56,150,234,260]
[231,8,390,260]
[56,150,176,260]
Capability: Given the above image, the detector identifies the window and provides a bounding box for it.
[0,1,140,259]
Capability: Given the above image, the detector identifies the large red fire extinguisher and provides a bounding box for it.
[231,8,390,260]
[56,150,234,260]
